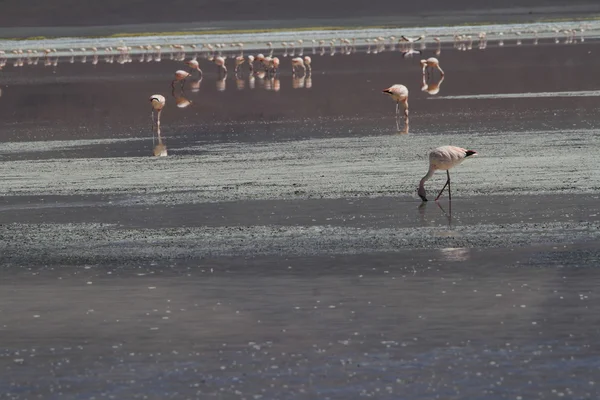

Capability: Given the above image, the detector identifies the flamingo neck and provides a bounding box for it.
[419,167,435,188]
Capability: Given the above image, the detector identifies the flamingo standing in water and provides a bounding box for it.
[185,59,202,75]
[172,70,192,88]
[150,94,166,129]
[304,56,312,73]
[291,57,305,74]
[418,146,477,202]
[213,56,227,74]
[383,84,409,131]
[421,57,444,76]
[382,84,409,118]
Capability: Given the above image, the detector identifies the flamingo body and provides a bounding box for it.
[418,146,477,202]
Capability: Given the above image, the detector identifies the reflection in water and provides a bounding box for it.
[216,74,227,91]
[190,78,202,93]
[421,74,445,95]
[439,247,470,262]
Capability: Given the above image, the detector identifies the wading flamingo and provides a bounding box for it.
[418,146,477,202]
[172,70,192,88]
[383,84,409,131]
[150,94,166,130]
[383,84,409,118]
[421,57,444,76]
[291,57,305,74]
[185,59,202,75]
[304,56,312,73]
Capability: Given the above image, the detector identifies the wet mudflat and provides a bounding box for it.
[1,36,600,399]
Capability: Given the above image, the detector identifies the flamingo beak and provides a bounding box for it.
[382,89,391,94]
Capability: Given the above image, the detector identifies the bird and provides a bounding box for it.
[418,146,477,202]
[234,56,245,73]
[291,57,305,74]
[382,84,409,119]
[213,56,227,74]
[246,55,255,72]
[185,59,202,75]
[304,56,312,73]
[401,35,424,43]
[420,57,444,76]
[172,70,192,88]
[269,57,280,75]
[149,94,166,130]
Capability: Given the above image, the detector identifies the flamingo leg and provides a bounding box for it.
[435,170,451,201]
[447,170,451,201]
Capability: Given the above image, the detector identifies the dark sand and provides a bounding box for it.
[1,37,600,399]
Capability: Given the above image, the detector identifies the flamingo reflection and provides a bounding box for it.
[421,74,445,95]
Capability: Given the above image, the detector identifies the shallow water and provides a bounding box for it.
[1,35,600,399]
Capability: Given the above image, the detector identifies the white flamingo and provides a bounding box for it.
[418,146,477,202]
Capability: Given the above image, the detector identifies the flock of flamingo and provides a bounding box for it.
[2,24,591,201]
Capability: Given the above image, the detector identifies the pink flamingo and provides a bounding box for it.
[185,59,202,75]
[149,94,166,129]
[418,146,477,202]
[172,70,192,88]
[420,57,444,76]
[382,84,409,118]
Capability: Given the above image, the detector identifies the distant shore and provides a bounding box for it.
[1,4,599,40]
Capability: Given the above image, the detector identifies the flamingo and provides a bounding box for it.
[421,57,444,76]
[213,56,227,74]
[401,35,424,43]
[291,57,305,74]
[234,56,245,73]
[270,57,280,75]
[383,84,409,117]
[247,55,255,72]
[418,146,477,202]
[172,70,192,88]
[383,84,409,130]
[185,59,202,75]
[304,56,312,73]
[150,94,166,130]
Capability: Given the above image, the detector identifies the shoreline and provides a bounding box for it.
[1,16,599,55]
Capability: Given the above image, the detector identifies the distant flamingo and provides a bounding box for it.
[291,57,305,74]
[304,56,312,73]
[247,55,255,72]
[421,57,444,76]
[150,94,166,129]
[270,57,280,75]
[235,56,245,73]
[172,70,192,88]
[213,56,227,74]
[401,35,424,43]
[185,59,202,75]
[418,146,477,202]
